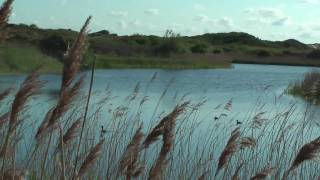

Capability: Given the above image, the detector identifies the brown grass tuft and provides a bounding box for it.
[78,139,104,178]
[119,124,144,180]
[231,161,244,180]
[0,88,11,103]
[147,102,189,180]
[282,136,320,179]
[251,166,277,180]
[61,16,91,91]
[58,118,81,150]
[47,76,84,129]
[0,112,9,128]
[240,137,256,149]
[215,127,241,176]
[0,0,13,27]
[34,108,54,141]
[0,70,43,157]
[143,102,189,149]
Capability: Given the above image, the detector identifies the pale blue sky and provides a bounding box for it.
[2,0,320,43]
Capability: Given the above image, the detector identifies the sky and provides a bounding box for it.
[2,0,320,43]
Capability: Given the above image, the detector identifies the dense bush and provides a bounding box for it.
[190,43,208,53]
[39,35,67,60]
[307,49,320,59]
[257,50,271,57]
[212,49,222,54]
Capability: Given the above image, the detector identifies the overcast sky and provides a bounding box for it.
[2,0,320,43]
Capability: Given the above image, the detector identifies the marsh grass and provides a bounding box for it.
[287,71,320,104]
[1,1,320,180]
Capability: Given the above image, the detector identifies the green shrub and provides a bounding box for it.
[307,49,320,59]
[39,35,67,60]
[257,50,271,57]
[190,43,208,53]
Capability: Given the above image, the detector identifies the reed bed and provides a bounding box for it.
[1,1,320,180]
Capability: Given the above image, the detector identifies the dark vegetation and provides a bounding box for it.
[1,21,320,72]
[287,71,320,104]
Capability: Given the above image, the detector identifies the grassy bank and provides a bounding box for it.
[0,43,232,73]
[94,53,232,69]
[233,55,320,67]
[0,43,62,74]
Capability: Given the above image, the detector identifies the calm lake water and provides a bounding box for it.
[1,63,320,126]
[1,63,320,176]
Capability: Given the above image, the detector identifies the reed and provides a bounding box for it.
[147,102,189,180]
[77,139,104,178]
[215,127,241,177]
[282,137,320,180]
[251,166,277,180]
[119,124,144,180]
[0,69,43,179]
[0,0,13,27]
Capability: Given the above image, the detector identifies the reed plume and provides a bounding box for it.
[61,16,91,91]
[231,161,244,180]
[35,107,54,140]
[144,102,189,148]
[57,118,81,150]
[119,124,144,180]
[282,137,320,179]
[147,103,188,180]
[0,70,42,157]
[77,139,104,178]
[40,16,91,180]
[0,88,11,103]
[47,76,84,128]
[0,0,13,41]
[0,0,13,26]
[215,127,241,176]
[251,166,277,180]
[197,171,208,180]
[0,112,9,128]
[240,137,256,149]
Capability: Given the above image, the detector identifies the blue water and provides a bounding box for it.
[1,63,320,174]
[1,63,319,125]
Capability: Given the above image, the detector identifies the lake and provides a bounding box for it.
[1,63,318,124]
[1,63,320,179]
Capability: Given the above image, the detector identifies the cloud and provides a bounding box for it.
[145,8,159,15]
[193,14,210,22]
[118,20,127,29]
[167,22,183,31]
[272,17,290,26]
[49,16,56,21]
[110,11,128,17]
[217,17,234,29]
[244,8,290,26]
[300,32,313,39]
[299,0,320,4]
[130,19,142,27]
[244,8,283,18]
[194,4,206,11]
[60,0,67,6]
[244,18,268,25]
